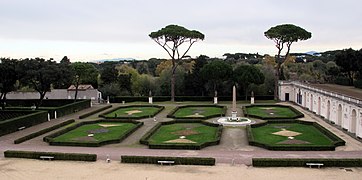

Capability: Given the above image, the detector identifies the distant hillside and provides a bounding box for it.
[92,58,136,63]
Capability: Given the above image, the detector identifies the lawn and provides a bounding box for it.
[148,123,219,145]
[52,122,137,143]
[245,106,300,119]
[251,123,334,146]
[105,106,161,118]
[173,106,224,118]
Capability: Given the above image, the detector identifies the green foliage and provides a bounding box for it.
[168,105,225,119]
[252,158,362,167]
[4,150,97,162]
[14,119,75,144]
[334,48,360,85]
[121,155,215,166]
[200,60,232,94]
[149,24,204,43]
[0,58,18,109]
[99,105,164,119]
[0,110,48,136]
[264,24,312,44]
[244,104,304,120]
[79,105,112,119]
[140,121,222,150]
[234,64,265,99]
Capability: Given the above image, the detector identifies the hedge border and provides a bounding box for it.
[243,104,304,120]
[14,119,75,144]
[0,110,48,136]
[79,105,112,119]
[44,119,143,147]
[140,120,223,150]
[167,105,226,120]
[110,95,274,103]
[247,120,345,151]
[4,150,97,162]
[252,158,362,167]
[121,155,215,166]
[99,105,164,120]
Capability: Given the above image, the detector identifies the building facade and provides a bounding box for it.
[279,81,362,138]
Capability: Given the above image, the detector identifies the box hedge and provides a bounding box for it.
[243,104,304,120]
[252,158,362,167]
[4,150,97,162]
[44,119,143,147]
[121,155,215,166]
[14,119,75,144]
[0,110,48,136]
[140,120,223,150]
[167,105,226,120]
[79,105,112,119]
[247,120,345,151]
[99,105,164,120]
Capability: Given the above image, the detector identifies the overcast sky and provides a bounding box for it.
[0,0,361,61]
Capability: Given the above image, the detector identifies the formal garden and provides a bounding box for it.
[243,104,304,119]
[167,105,226,119]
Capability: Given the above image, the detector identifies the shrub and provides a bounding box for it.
[252,158,362,167]
[4,150,97,162]
[110,96,274,103]
[14,119,75,144]
[0,110,48,136]
[121,155,215,165]
[79,105,112,119]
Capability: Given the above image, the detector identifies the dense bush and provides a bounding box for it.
[247,120,345,151]
[0,110,48,136]
[55,99,91,118]
[4,150,97,161]
[121,155,215,165]
[99,105,164,119]
[14,119,75,144]
[354,79,362,89]
[334,76,351,86]
[44,119,143,147]
[252,158,362,167]
[140,120,223,150]
[167,105,226,120]
[79,105,112,119]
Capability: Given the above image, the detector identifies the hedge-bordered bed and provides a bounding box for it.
[167,105,226,120]
[140,120,223,150]
[44,120,143,147]
[99,105,164,119]
[246,120,345,151]
[243,104,304,120]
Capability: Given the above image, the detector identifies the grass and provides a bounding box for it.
[148,123,219,145]
[105,107,161,118]
[173,107,223,118]
[52,122,137,143]
[246,106,298,119]
[251,123,334,146]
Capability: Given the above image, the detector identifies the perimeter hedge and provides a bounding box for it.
[121,155,215,166]
[140,120,223,150]
[4,150,97,162]
[167,105,226,120]
[79,105,112,119]
[247,120,345,151]
[243,104,304,120]
[44,119,143,147]
[14,119,75,144]
[0,110,48,136]
[99,105,164,120]
[252,158,362,167]
[110,95,274,103]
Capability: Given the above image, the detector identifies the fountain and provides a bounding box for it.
[216,85,253,126]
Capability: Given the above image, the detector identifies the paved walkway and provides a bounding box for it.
[1,102,362,165]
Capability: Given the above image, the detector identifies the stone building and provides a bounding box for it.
[279,81,362,138]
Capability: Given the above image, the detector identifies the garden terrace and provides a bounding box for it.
[243,104,304,120]
[140,120,222,150]
[99,105,164,119]
[167,105,226,120]
[247,120,345,151]
[44,120,143,147]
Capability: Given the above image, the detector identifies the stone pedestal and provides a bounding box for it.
[251,97,255,104]
[149,97,153,104]
[231,111,238,121]
[214,97,218,104]
[107,96,110,104]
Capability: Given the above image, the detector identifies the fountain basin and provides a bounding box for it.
[216,117,254,126]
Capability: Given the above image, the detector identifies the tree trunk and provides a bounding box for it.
[74,80,80,102]
[245,85,248,101]
[0,92,6,110]
[171,68,176,102]
[37,91,47,109]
